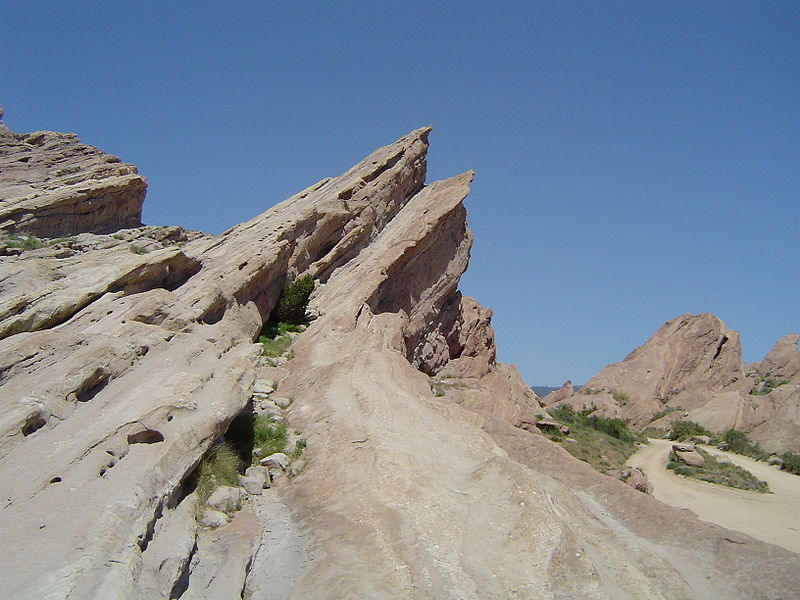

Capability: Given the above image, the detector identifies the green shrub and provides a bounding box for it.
[276,274,315,324]
[651,406,682,422]
[193,443,241,506]
[750,374,789,395]
[668,421,714,441]
[722,429,768,461]
[259,332,292,357]
[252,417,288,463]
[612,390,630,406]
[130,244,149,255]
[780,452,800,475]
[667,448,770,493]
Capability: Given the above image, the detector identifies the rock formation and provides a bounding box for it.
[0,121,798,599]
[0,110,145,236]
[549,313,800,453]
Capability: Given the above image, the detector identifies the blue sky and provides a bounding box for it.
[3,2,797,384]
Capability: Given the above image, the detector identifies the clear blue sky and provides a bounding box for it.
[3,2,797,384]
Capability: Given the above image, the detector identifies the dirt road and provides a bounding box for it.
[627,438,800,554]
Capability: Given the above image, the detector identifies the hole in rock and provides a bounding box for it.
[50,477,62,484]
[22,414,46,436]
[127,429,165,444]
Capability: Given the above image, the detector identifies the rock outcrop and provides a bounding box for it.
[0,123,798,600]
[551,314,800,453]
[0,116,146,236]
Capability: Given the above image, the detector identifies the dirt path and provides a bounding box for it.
[627,438,800,554]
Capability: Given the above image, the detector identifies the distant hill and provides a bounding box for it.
[532,385,581,397]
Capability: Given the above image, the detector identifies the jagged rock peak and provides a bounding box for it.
[0,120,146,236]
[756,333,800,380]
[540,380,573,406]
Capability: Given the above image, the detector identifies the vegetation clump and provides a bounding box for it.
[651,406,682,422]
[750,374,789,396]
[612,390,630,406]
[1,234,75,251]
[191,443,241,507]
[276,274,315,324]
[546,405,645,473]
[721,428,768,461]
[668,448,770,493]
[668,420,715,441]
[781,452,800,475]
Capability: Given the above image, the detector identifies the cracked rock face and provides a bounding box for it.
[0,124,798,599]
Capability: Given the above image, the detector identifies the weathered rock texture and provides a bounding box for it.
[548,313,800,453]
[0,118,145,236]
[0,125,798,600]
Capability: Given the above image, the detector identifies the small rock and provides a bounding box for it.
[275,357,288,367]
[253,380,275,395]
[672,443,695,453]
[199,509,228,528]
[206,486,243,513]
[239,475,264,495]
[245,466,271,488]
[273,397,292,409]
[687,435,711,445]
[269,414,284,424]
[259,452,288,471]
[288,459,306,478]
[767,455,784,467]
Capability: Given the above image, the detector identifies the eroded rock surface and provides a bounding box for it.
[0,117,146,236]
[0,123,797,600]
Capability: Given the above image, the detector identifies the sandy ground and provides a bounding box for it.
[627,438,800,554]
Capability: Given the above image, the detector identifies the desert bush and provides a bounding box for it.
[668,421,714,441]
[130,244,149,254]
[781,452,800,475]
[651,406,682,422]
[193,443,241,505]
[276,274,315,324]
[612,390,630,406]
[750,374,789,396]
[668,448,770,493]
[722,429,768,461]
[252,417,288,462]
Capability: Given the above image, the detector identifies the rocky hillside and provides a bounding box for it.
[544,313,800,453]
[1,115,798,599]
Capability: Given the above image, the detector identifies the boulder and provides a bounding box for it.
[609,468,652,493]
[199,509,229,529]
[674,449,705,468]
[245,466,271,488]
[253,380,275,395]
[273,396,292,409]
[768,455,784,467]
[687,436,712,445]
[206,486,243,513]
[259,453,288,471]
[239,475,264,495]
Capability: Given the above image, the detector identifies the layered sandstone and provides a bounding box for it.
[0,125,797,600]
[0,115,146,236]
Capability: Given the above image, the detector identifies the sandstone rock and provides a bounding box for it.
[0,121,796,600]
[199,509,229,529]
[0,126,146,236]
[609,467,652,493]
[768,455,784,467]
[239,475,264,495]
[253,380,275,395]
[540,380,574,406]
[273,396,292,408]
[687,435,712,445]
[288,459,306,478]
[674,449,705,467]
[206,486,243,513]
[672,443,696,453]
[260,453,288,471]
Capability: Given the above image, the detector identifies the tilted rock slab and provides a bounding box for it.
[0,121,146,236]
[0,125,797,599]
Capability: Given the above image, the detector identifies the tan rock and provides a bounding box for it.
[0,127,146,236]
